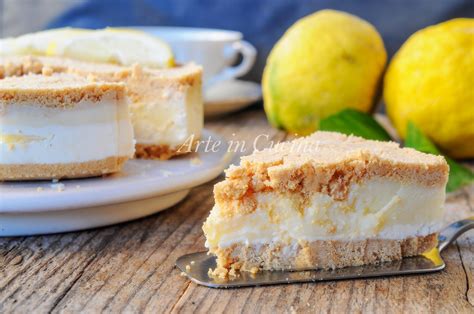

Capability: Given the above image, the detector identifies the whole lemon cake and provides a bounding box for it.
[203,132,449,277]
[0,56,203,160]
[0,74,135,180]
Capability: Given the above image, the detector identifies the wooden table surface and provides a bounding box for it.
[1,108,473,313]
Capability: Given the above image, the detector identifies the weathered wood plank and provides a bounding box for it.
[458,183,474,307]
[48,184,214,313]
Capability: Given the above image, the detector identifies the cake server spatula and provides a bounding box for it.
[176,218,474,288]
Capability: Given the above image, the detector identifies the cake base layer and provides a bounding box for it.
[135,144,187,160]
[135,144,178,160]
[210,233,437,277]
[135,138,200,160]
[0,156,128,180]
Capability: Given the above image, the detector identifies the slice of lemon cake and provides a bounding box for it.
[0,74,134,180]
[203,131,449,277]
[0,55,203,160]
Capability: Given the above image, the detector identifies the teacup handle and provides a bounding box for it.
[206,40,257,87]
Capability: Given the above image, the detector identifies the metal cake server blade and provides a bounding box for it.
[176,218,474,288]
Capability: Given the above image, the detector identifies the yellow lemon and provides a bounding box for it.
[385,18,474,158]
[263,10,387,135]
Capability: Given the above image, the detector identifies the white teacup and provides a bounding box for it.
[133,27,257,86]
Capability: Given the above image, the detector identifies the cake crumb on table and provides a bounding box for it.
[10,255,23,265]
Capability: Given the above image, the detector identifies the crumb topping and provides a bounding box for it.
[0,74,125,107]
[214,132,449,217]
[0,55,202,87]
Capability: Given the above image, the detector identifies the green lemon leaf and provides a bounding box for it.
[404,121,440,155]
[319,109,391,141]
[405,121,474,193]
[444,159,474,193]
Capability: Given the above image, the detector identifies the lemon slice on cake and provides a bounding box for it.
[0,27,174,68]
[0,28,85,56]
[55,28,174,68]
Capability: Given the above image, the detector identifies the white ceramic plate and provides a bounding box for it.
[0,130,232,236]
[0,190,190,236]
[204,80,262,117]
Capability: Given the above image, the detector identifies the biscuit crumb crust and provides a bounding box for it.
[0,156,129,180]
[209,233,438,278]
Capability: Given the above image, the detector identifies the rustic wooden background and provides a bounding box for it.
[0,109,473,313]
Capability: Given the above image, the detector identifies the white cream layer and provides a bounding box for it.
[204,178,446,249]
[130,79,203,147]
[0,94,135,164]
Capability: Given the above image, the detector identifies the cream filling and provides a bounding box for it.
[204,178,446,249]
[0,94,135,164]
[129,78,203,147]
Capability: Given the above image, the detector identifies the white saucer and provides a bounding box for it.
[0,129,232,236]
[204,80,262,117]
